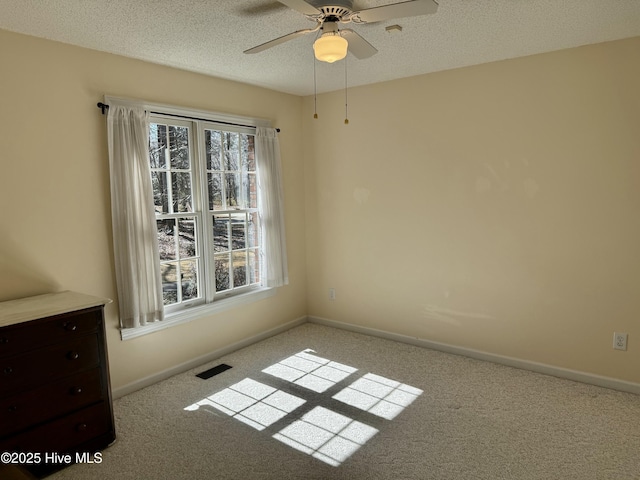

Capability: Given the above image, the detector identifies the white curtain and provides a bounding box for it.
[255,127,289,287]
[107,104,164,328]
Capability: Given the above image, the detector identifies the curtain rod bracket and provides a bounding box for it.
[97,102,109,115]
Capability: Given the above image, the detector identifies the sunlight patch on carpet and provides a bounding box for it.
[333,373,423,420]
[184,349,422,466]
[184,378,306,431]
[262,349,357,393]
[273,406,378,467]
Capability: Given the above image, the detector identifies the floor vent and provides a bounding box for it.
[196,364,232,379]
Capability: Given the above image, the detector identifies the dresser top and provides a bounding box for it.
[0,291,111,328]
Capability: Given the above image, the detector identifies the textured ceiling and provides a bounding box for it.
[1,0,639,96]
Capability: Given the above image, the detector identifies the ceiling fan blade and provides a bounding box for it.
[244,26,319,54]
[353,0,438,24]
[277,0,321,15]
[341,29,377,59]
[237,2,289,16]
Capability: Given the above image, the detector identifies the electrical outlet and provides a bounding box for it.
[613,332,628,351]
[329,288,336,301]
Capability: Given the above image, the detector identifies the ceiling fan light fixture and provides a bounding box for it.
[313,32,348,63]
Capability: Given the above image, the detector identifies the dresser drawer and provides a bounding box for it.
[0,368,104,438]
[0,309,101,359]
[0,401,112,455]
[0,335,99,396]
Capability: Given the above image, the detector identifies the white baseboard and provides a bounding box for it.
[112,316,307,399]
[113,314,640,399]
[308,315,640,396]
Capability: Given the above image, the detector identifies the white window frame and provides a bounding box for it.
[107,97,277,340]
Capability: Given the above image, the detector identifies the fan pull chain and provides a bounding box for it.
[313,54,318,119]
[344,56,349,125]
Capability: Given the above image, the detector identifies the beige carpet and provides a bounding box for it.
[49,323,640,479]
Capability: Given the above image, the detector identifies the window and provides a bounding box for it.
[106,97,287,338]
[149,116,263,315]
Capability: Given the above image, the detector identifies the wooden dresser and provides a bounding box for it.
[0,291,115,478]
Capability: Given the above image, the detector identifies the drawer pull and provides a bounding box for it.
[0,337,8,344]
[3,367,13,375]
[64,322,78,332]
[76,423,88,432]
[67,351,80,360]
[8,405,18,412]
[70,386,83,395]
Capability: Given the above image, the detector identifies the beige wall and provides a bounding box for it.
[2,27,639,391]
[303,37,640,384]
[0,29,307,391]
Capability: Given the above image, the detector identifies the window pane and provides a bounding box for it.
[208,173,223,211]
[169,126,190,169]
[231,214,246,250]
[181,260,199,301]
[223,132,239,170]
[172,172,192,213]
[161,263,178,305]
[152,171,169,214]
[149,124,167,169]
[206,130,222,170]
[225,173,240,209]
[242,134,256,172]
[178,218,197,258]
[246,173,257,208]
[157,219,176,261]
[249,249,260,284]
[248,212,259,247]
[215,254,230,292]
[213,215,229,253]
[233,251,247,287]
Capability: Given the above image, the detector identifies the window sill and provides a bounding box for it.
[120,287,276,340]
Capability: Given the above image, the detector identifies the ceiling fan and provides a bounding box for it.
[244,0,439,63]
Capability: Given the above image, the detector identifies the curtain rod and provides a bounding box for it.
[96,102,280,132]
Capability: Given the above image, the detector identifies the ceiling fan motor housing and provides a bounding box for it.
[307,1,355,21]
[309,0,354,10]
